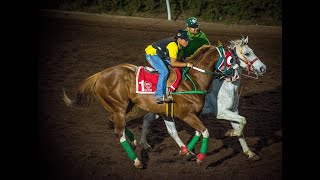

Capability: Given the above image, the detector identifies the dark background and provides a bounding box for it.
[39,0,282,26]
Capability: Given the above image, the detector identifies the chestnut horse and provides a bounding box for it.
[63,44,225,169]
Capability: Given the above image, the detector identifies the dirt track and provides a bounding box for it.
[38,10,282,179]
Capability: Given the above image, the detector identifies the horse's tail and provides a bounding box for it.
[62,72,101,107]
[62,88,73,107]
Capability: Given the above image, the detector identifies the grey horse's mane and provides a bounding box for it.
[228,39,242,49]
[228,35,248,49]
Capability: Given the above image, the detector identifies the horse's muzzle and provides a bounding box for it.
[260,66,266,74]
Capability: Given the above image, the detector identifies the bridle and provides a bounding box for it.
[231,45,260,79]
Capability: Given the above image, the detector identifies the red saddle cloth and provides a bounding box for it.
[136,66,182,94]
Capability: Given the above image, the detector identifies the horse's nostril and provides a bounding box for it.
[260,67,266,73]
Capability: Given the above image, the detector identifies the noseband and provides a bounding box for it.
[230,45,260,79]
[238,56,259,73]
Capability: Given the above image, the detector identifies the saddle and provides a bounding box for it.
[136,66,182,94]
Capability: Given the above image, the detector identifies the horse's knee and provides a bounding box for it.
[201,129,209,138]
[240,117,246,125]
[216,111,226,119]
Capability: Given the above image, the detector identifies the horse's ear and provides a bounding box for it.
[241,36,248,45]
[244,36,248,44]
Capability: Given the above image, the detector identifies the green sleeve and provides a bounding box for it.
[199,32,210,45]
[178,31,211,59]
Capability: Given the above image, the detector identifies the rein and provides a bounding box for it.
[170,46,229,95]
[170,67,208,94]
[241,72,259,79]
[192,45,234,79]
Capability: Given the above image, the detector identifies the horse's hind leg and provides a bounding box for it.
[119,129,143,168]
[111,113,143,168]
[163,119,187,154]
[125,126,137,150]
[140,114,188,154]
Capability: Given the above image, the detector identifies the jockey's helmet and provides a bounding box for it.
[175,30,192,42]
[186,17,199,28]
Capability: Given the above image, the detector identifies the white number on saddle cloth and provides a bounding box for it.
[138,80,153,92]
[138,80,145,92]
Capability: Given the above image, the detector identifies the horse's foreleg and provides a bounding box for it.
[230,122,261,161]
[218,107,260,160]
[120,130,143,169]
[187,131,201,152]
[196,129,209,165]
[186,129,210,165]
[182,114,209,165]
[217,109,246,137]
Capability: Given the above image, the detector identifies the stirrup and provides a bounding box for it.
[156,96,172,104]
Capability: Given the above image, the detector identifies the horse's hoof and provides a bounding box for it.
[224,129,234,136]
[134,159,143,169]
[224,129,240,137]
[186,151,196,161]
[179,150,196,161]
[249,154,261,161]
[248,153,261,161]
[196,153,206,165]
[245,151,261,161]
[140,142,152,150]
[196,159,204,166]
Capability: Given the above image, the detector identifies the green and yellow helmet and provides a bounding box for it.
[186,17,199,28]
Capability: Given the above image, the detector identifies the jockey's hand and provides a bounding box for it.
[186,63,194,68]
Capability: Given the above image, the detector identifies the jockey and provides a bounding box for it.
[145,30,194,104]
[178,17,211,61]
[140,17,213,149]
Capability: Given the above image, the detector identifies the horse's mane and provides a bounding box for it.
[188,45,215,63]
[228,39,242,49]
[187,38,244,63]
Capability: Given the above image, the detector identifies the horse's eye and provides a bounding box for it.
[244,53,250,56]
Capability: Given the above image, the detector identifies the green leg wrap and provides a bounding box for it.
[200,137,208,154]
[125,127,135,142]
[187,134,200,151]
[121,140,137,161]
